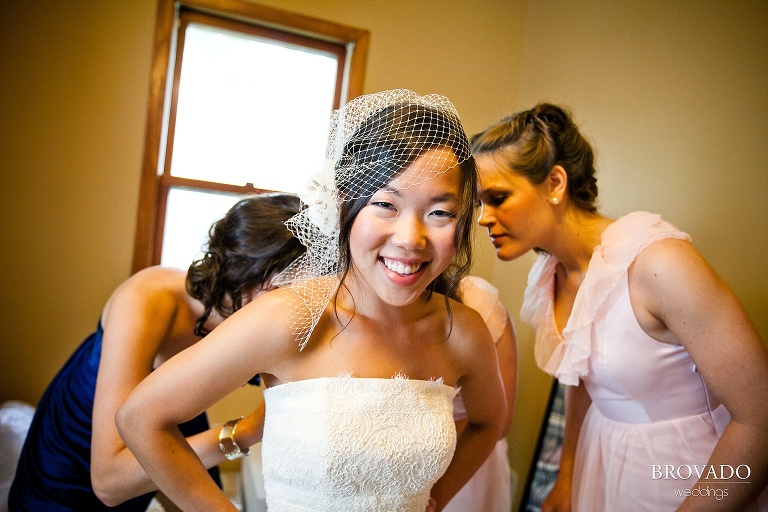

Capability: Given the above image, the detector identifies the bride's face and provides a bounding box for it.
[347,147,461,307]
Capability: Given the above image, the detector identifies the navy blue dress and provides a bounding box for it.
[9,322,223,511]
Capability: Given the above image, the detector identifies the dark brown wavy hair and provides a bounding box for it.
[186,193,305,336]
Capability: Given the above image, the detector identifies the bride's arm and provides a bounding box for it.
[430,308,506,511]
[116,292,290,511]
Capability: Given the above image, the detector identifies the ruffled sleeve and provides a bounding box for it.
[520,252,557,326]
[459,275,510,344]
[522,211,692,386]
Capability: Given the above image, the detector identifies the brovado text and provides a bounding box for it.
[652,464,751,481]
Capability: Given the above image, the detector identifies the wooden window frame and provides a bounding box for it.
[132,0,369,273]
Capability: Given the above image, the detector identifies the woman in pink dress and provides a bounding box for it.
[470,103,768,511]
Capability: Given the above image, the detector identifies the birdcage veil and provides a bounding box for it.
[276,89,472,349]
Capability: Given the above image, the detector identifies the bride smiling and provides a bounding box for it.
[117,89,506,512]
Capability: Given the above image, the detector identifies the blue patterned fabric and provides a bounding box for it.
[9,322,220,511]
[525,381,566,512]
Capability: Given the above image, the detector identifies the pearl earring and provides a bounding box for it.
[550,197,559,205]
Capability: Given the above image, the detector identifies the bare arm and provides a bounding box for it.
[116,292,288,511]
[431,310,507,511]
[457,316,516,438]
[89,272,263,506]
[458,276,517,437]
[495,316,518,437]
[631,238,768,511]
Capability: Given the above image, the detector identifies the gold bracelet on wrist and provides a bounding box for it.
[218,417,250,460]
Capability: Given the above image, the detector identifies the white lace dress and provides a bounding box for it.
[261,376,458,511]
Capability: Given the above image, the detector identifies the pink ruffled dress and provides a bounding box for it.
[521,211,767,511]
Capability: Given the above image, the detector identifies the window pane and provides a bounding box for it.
[160,187,244,269]
[170,23,337,192]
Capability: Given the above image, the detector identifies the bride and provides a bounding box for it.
[118,89,506,511]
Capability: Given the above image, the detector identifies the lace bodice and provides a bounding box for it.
[261,376,459,511]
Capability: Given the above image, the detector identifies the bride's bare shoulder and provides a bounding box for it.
[445,297,494,348]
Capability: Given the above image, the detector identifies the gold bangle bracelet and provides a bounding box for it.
[218,416,250,460]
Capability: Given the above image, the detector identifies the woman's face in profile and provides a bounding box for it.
[475,153,551,261]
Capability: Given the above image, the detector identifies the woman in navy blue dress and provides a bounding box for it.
[9,193,305,511]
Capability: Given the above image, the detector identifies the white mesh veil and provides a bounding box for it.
[277,89,472,349]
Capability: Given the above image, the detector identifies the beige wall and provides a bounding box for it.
[0,2,156,400]
[1,1,765,510]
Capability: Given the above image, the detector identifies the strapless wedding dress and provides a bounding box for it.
[261,376,458,511]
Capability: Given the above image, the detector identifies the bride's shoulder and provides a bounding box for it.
[229,287,296,336]
[445,296,491,343]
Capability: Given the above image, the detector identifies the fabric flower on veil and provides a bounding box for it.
[300,162,339,237]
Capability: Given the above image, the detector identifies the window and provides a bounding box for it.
[133,0,369,271]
